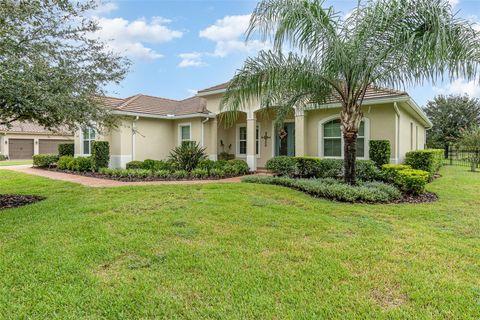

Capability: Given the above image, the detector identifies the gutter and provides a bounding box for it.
[132,116,139,160]
[112,110,216,120]
[201,117,210,147]
[393,102,401,163]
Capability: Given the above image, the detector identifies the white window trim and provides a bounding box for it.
[318,115,370,160]
[81,127,96,156]
[235,123,261,158]
[178,122,192,146]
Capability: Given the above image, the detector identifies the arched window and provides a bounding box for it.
[321,118,367,158]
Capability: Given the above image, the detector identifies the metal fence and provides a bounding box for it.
[443,148,480,169]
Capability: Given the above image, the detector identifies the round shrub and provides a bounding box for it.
[58,156,74,170]
[191,168,209,179]
[33,154,59,167]
[226,159,249,175]
[197,160,216,172]
[395,169,429,194]
[71,156,92,172]
[213,160,228,170]
[266,156,297,177]
[126,160,144,170]
[210,168,226,178]
[295,157,322,178]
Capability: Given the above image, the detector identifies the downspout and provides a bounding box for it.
[393,102,401,164]
[201,118,209,147]
[132,116,139,161]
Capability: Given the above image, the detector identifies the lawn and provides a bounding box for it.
[0,166,479,319]
[0,159,32,166]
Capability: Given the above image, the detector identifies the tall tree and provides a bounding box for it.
[424,95,480,154]
[0,0,129,131]
[220,0,480,184]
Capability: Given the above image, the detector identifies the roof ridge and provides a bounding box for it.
[116,94,143,110]
[137,94,179,102]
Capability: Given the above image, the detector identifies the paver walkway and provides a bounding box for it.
[0,165,256,188]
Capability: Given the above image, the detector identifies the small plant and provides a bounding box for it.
[369,140,391,168]
[0,154,6,161]
[91,141,110,171]
[33,154,59,167]
[172,170,189,179]
[191,168,209,179]
[126,160,144,170]
[58,143,74,157]
[210,168,226,178]
[169,142,207,172]
[143,159,172,171]
[197,160,216,173]
[58,156,74,170]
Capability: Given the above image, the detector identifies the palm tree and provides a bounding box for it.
[220,0,480,184]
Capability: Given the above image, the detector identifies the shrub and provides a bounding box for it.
[395,169,429,194]
[154,170,171,179]
[58,143,74,157]
[58,156,74,170]
[191,168,209,179]
[143,159,172,171]
[70,156,92,172]
[242,176,401,203]
[266,156,297,177]
[0,154,6,161]
[213,160,228,170]
[356,160,381,181]
[33,154,59,167]
[381,164,412,182]
[405,149,444,178]
[317,159,344,178]
[197,159,216,173]
[169,142,207,172]
[369,140,391,168]
[91,141,110,171]
[126,160,144,170]
[295,157,322,178]
[172,170,189,179]
[227,159,249,175]
[210,168,226,178]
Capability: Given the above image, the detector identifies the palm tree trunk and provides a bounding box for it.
[343,131,357,185]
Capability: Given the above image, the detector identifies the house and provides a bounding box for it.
[0,121,74,160]
[73,83,432,170]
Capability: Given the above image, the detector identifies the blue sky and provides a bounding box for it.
[94,0,480,106]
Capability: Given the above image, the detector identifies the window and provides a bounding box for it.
[322,118,367,158]
[82,127,96,155]
[179,124,191,145]
[238,125,260,156]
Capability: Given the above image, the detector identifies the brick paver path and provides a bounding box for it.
[0,165,254,188]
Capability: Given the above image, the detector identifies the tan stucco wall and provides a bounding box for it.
[134,118,173,161]
[397,103,427,162]
[1,132,72,158]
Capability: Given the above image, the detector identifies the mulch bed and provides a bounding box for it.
[393,192,438,204]
[0,194,45,210]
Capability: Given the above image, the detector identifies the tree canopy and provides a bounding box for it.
[424,95,480,149]
[0,0,129,131]
[220,0,480,184]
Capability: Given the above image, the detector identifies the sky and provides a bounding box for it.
[92,0,480,107]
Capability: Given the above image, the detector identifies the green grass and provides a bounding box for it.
[0,166,479,319]
[0,159,32,166]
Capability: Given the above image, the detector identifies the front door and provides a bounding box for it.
[275,122,295,156]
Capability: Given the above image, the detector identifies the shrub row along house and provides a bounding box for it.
[0,121,73,160]
[74,82,432,170]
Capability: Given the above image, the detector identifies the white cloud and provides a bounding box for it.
[434,78,480,98]
[91,2,118,15]
[187,89,198,95]
[178,52,206,68]
[93,16,183,60]
[199,14,269,57]
[448,0,459,7]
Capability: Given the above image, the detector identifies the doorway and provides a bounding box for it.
[275,122,295,156]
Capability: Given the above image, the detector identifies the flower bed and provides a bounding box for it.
[0,194,45,210]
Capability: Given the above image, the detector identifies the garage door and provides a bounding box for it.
[9,139,34,160]
[39,139,73,154]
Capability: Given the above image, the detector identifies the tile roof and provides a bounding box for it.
[102,94,209,117]
[0,121,72,135]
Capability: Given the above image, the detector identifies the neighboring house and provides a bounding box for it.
[74,84,432,170]
[0,121,74,160]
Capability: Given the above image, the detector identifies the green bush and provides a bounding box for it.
[242,176,401,203]
[91,141,110,171]
[369,140,391,168]
[126,160,144,170]
[58,143,74,157]
[381,164,411,182]
[226,159,249,175]
[405,149,444,178]
[33,154,59,167]
[191,168,209,179]
[295,157,322,178]
[213,160,228,170]
[356,160,381,181]
[210,168,226,178]
[172,170,189,179]
[317,159,344,178]
[58,156,74,170]
[197,159,216,173]
[395,169,429,194]
[70,156,92,172]
[169,142,207,172]
[143,159,172,171]
[266,156,297,177]
[154,170,171,179]
[0,154,6,161]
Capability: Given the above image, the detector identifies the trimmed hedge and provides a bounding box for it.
[395,169,429,195]
[369,140,391,168]
[143,159,172,171]
[33,154,59,167]
[126,160,144,170]
[242,176,401,203]
[69,156,92,172]
[91,141,110,171]
[58,156,74,170]
[58,143,74,157]
[265,156,298,177]
[405,149,443,178]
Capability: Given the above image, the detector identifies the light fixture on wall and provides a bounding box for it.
[4,140,7,144]
[35,140,38,144]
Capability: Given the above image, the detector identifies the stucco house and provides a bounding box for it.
[73,83,432,170]
[0,121,73,160]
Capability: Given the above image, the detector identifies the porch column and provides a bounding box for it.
[246,110,257,171]
[295,107,305,157]
[209,117,218,161]
[33,138,39,155]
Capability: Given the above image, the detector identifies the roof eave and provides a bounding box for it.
[111,110,216,119]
